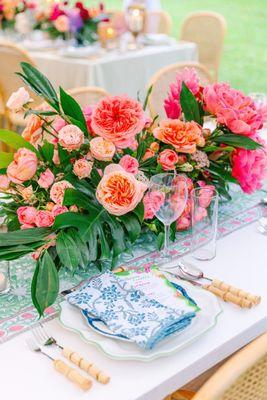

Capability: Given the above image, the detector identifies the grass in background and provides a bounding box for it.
[101,0,267,94]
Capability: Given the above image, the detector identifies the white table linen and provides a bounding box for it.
[30,42,197,99]
[1,221,266,400]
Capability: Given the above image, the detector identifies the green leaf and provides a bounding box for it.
[58,144,70,165]
[137,141,147,161]
[31,251,59,317]
[56,230,80,271]
[39,141,54,162]
[143,85,153,110]
[213,134,262,149]
[63,188,97,211]
[0,152,13,168]
[90,168,101,187]
[59,87,88,136]
[53,212,90,234]
[0,129,40,155]
[133,201,144,223]
[157,232,164,250]
[25,109,57,118]
[0,228,52,247]
[65,175,95,199]
[119,213,141,242]
[180,82,201,124]
[67,228,90,268]
[0,242,44,261]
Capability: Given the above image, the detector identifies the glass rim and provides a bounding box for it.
[191,186,218,199]
[149,173,188,189]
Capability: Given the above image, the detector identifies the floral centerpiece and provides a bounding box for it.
[0,64,266,316]
[0,0,34,31]
[33,1,108,45]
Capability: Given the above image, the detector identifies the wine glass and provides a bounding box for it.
[149,173,188,263]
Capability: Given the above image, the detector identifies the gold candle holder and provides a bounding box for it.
[97,21,116,49]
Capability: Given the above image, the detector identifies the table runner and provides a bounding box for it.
[0,184,266,344]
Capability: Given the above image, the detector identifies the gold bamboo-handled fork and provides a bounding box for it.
[26,337,92,391]
[32,324,110,384]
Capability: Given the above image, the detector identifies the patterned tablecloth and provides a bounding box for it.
[0,184,266,343]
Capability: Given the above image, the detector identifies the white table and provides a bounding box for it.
[1,221,267,400]
[30,42,197,99]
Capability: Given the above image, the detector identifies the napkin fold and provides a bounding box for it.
[66,272,196,350]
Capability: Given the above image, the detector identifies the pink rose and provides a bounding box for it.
[52,116,67,132]
[91,96,146,149]
[164,68,200,119]
[21,223,35,230]
[58,124,84,151]
[6,87,32,112]
[7,148,38,184]
[143,191,165,219]
[119,155,139,174]
[193,207,208,223]
[96,164,147,216]
[73,159,93,179]
[90,137,115,161]
[52,204,68,217]
[157,149,179,171]
[197,185,216,208]
[22,114,43,147]
[83,106,94,134]
[50,180,73,205]
[17,206,37,225]
[232,141,267,194]
[0,174,10,191]
[203,83,263,137]
[54,15,69,32]
[176,177,194,231]
[35,210,55,227]
[38,168,54,189]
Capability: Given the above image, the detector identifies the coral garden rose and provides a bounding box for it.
[58,124,84,151]
[119,155,139,174]
[7,148,38,184]
[73,159,93,179]
[158,149,179,171]
[6,87,32,112]
[35,210,55,227]
[90,136,116,161]
[22,114,43,146]
[17,206,37,225]
[153,119,205,154]
[0,174,10,191]
[91,96,146,148]
[50,180,73,205]
[54,15,69,32]
[143,191,165,220]
[164,68,200,119]
[203,83,263,137]
[96,164,147,216]
[231,143,267,194]
[38,168,54,189]
[52,205,68,217]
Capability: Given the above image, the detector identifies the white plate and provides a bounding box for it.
[141,34,176,46]
[59,46,101,58]
[59,278,222,361]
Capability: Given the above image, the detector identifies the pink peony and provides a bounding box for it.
[52,204,68,217]
[54,15,69,32]
[164,68,200,119]
[7,148,38,184]
[90,136,115,161]
[231,142,267,194]
[50,180,73,205]
[91,96,146,149]
[6,87,32,112]
[17,206,37,225]
[203,83,263,136]
[58,124,84,151]
[157,149,179,171]
[96,164,147,216]
[0,174,10,191]
[35,210,55,227]
[73,159,93,179]
[38,168,54,189]
[119,155,139,174]
[143,191,165,219]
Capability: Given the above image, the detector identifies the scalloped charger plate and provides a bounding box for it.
[58,278,222,361]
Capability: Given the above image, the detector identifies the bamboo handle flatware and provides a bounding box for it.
[211,279,261,305]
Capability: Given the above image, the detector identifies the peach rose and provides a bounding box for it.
[96,164,147,216]
[46,202,55,211]
[35,210,55,227]
[90,137,115,161]
[38,168,54,189]
[50,180,73,205]
[18,185,34,202]
[73,159,93,179]
[158,149,179,171]
[142,149,155,161]
[150,142,160,152]
[69,205,78,212]
[7,148,38,184]
[153,119,205,154]
[52,204,68,217]
[91,96,146,149]
[0,174,10,191]
[119,155,139,174]
[54,15,69,32]
[6,87,32,112]
[17,206,37,225]
[58,125,84,152]
[22,114,43,146]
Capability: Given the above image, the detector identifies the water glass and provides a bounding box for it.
[191,186,218,261]
[0,260,11,295]
[249,92,267,108]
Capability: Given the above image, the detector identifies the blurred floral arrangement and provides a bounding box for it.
[0,64,266,315]
[0,0,35,30]
[33,1,108,44]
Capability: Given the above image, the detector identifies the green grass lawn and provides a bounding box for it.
[101,0,267,94]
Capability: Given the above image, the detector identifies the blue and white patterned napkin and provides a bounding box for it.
[66,272,196,350]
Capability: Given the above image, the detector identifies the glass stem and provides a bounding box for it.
[163,224,170,256]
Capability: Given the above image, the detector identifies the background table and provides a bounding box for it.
[1,220,266,400]
[30,42,197,99]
